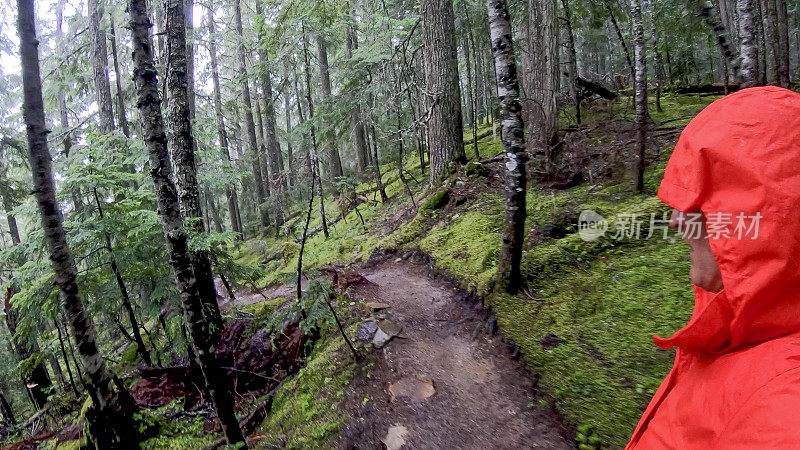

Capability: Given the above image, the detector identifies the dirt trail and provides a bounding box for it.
[338,256,573,449]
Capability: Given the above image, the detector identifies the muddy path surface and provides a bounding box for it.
[338,255,573,449]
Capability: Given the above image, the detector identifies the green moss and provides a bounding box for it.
[465,161,490,177]
[418,205,503,294]
[257,326,357,449]
[421,188,451,211]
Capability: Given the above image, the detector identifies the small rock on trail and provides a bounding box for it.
[338,257,573,449]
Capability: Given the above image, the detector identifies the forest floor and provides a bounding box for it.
[336,254,573,449]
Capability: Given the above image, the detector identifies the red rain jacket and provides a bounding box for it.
[626,86,800,449]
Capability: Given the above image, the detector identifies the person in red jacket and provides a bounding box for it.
[626,86,800,449]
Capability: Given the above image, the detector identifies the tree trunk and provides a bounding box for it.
[285,91,297,187]
[255,3,285,227]
[206,188,224,233]
[422,0,466,183]
[754,0,767,84]
[88,0,115,133]
[127,0,245,444]
[17,0,140,444]
[54,318,79,396]
[109,19,131,138]
[233,0,269,229]
[562,0,580,126]
[316,34,344,182]
[761,0,779,84]
[696,0,741,84]
[632,0,648,191]
[206,5,242,235]
[605,0,636,85]
[3,292,53,411]
[166,0,225,341]
[345,25,370,175]
[460,1,479,160]
[487,0,527,294]
[774,0,790,87]
[737,0,759,86]
[646,0,663,111]
[0,383,15,426]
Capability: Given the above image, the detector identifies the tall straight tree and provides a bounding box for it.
[88,0,115,132]
[17,0,140,444]
[233,0,269,229]
[316,33,344,182]
[632,0,648,191]
[166,0,224,339]
[487,0,526,293]
[345,24,370,175]
[127,0,245,444]
[737,0,759,86]
[206,4,243,235]
[775,0,789,87]
[422,0,466,183]
[521,0,558,155]
[255,1,285,226]
[284,79,297,187]
[562,0,579,124]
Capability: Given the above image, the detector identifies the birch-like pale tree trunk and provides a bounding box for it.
[127,0,245,444]
[487,0,527,294]
[646,0,663,111]
[17,0,139,444]
[422,0,466,183]
[736,0,759,86]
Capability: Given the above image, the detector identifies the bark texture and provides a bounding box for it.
[18,0,139,444]
[233,0,269,229]
[422,0,466,183]
[487,0,527,294]
[521,0,560,153]
[632,0,648,191]
[165,0,224,339]
[345,26,370,175]
[88,0,115,133]
[206,5,243,235]
[127,0,245,444]
[737,0,759,86]
[316,34,344,182]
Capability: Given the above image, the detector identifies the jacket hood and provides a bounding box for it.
[655,86,800,353]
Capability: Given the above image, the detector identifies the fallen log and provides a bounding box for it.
[577,77,618,100]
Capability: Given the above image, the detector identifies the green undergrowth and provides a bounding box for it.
[255,318,360,449]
